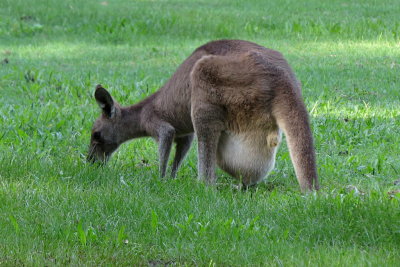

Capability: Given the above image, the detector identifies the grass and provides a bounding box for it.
[1,0,400,265]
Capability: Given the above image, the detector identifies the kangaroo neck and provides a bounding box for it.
[122,92,163,141]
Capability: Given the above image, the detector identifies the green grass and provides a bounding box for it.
[1,0,400,265]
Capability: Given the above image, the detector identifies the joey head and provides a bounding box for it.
[88,39,319,192]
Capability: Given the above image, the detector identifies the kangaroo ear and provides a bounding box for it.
[94,84,115,118]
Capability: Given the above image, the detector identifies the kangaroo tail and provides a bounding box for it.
[270,69,319,192]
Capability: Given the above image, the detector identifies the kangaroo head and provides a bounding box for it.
[87,85,123,163]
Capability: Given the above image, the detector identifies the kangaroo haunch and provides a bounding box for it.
[88,39,319,192]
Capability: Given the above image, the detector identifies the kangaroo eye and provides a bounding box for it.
[93,131,102,141]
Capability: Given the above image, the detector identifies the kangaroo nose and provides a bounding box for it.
[87,153,96,163]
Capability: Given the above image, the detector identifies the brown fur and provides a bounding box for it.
[88,40,319,192]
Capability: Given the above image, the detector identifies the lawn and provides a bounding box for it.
[0,0,400,265]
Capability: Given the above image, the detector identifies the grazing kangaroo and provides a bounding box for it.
[88,40,319,192]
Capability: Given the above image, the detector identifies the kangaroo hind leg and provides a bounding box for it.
[191,103,226,184]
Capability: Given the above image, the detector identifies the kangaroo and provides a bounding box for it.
[87,40,319,192]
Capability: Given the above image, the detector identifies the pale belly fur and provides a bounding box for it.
[216,129,282,185]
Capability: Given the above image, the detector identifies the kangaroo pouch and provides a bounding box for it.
[216,129,282,185]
